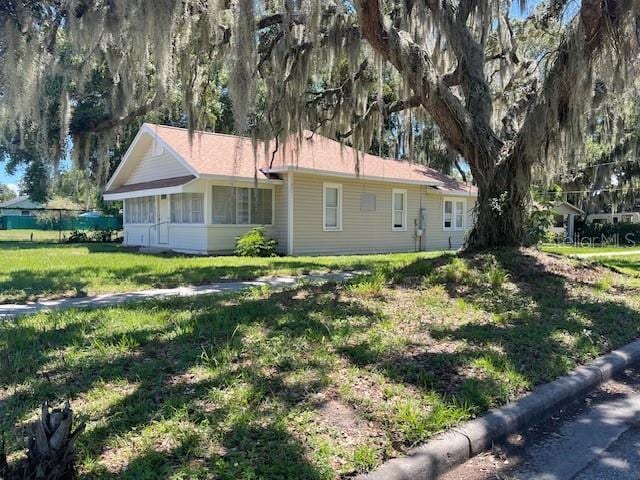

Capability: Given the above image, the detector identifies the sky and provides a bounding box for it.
[0,164,21,195]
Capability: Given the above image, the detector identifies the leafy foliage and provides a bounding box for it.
[2,0,639,247]
[235,227,278,257]
[576,221,640,246]
[0,183,16,202]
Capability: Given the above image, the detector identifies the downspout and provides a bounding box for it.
[287,171,294,256]
[419,185,425,251]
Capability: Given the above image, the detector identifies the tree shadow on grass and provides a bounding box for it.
[1,284,377,479]
[340,249,640,414]
[4,249,639,478]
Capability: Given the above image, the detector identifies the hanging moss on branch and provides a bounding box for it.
[1,0,639,248]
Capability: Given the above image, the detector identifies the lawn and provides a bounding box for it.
[591,254,640,279]
[0,240,441,303]
[0,229,76,242]
[2,249,640,478]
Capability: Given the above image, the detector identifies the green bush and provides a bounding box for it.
[235,227,278,257]
[576,222,640,246]
[524,201,555,245]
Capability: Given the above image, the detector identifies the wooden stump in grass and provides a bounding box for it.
[1,401,85,480]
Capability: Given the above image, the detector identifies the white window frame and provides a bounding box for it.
[392,189,407,231]
[323,183,343,232]
[443,199,466,231]
[170,193,204,224]
[210,184,275,227]
[124,196,156,225]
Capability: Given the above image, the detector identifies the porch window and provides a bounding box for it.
[124,196,156,224]
[323,183,342,231]
[392,189,407,231]
[443,199,465,231]
[170,193,204,223]
[211,186,273,225]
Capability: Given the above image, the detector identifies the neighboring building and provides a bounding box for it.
[550,201,584,240]
[0,196,43,217]
[585,211,640,225]
[103,123,477,255]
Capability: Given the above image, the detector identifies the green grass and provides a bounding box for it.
[591,254,640,279]
[3,248,640,478]
[0,229,77,242]
[0,240,443,303]
[541,243,640,255]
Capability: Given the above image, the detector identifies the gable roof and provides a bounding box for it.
[106,123,477,195]
[0,196,42,208]
[553,201,584,215]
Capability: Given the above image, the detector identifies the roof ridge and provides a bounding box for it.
[147,123,438,168]
[145,123,253,141]
[0,195,29,206]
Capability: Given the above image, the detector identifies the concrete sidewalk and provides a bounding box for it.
[0,270,363,319]
[572,250,640,258]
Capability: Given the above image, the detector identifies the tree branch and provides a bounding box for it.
[71,96,163,135]
[515,0,640,163]
[356,0,483,159]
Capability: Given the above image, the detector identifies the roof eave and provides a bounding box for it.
[103,185,188,201]
[198,173,284,185]
[266,166,444,186]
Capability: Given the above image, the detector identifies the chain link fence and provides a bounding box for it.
[0,207,123,243]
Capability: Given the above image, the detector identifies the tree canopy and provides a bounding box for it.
[0,182,17,202]
[1,0,639,247]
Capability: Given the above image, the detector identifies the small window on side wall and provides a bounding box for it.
[323,183,342,231]
[392,189,407,231]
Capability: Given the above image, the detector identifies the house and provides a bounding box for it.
[103,123,477,255]
[585,211,640,225]
[0,196,43,217]
[550,201,584,240]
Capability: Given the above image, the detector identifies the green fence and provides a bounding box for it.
[0,214,122,231]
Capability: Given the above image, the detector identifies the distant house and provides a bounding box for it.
[585,211,640,225]
[103,123,477,255]
[550,201,584,240]
[0,196,43,217]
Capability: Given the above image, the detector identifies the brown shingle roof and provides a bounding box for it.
[145,123,477,194]
[105,175,196,194]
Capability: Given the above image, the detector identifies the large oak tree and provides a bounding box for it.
[1,0,639,247]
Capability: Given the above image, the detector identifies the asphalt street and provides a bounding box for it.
[442,369,640,480]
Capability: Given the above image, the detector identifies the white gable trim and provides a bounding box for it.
[105,124,199,191]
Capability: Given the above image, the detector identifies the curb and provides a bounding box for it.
[360,338,640,480]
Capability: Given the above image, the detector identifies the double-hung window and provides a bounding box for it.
[211,186,273,225]
[170,193,204,223]
[323,183,342,231]
[392,189,407,231]
[443,199,465,230]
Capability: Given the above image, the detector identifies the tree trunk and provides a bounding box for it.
[467,153,532,249]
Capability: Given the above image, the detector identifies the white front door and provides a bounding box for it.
[158,195,169,244]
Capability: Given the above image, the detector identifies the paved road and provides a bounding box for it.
[442,369,640,480]
[0,270,363,319]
